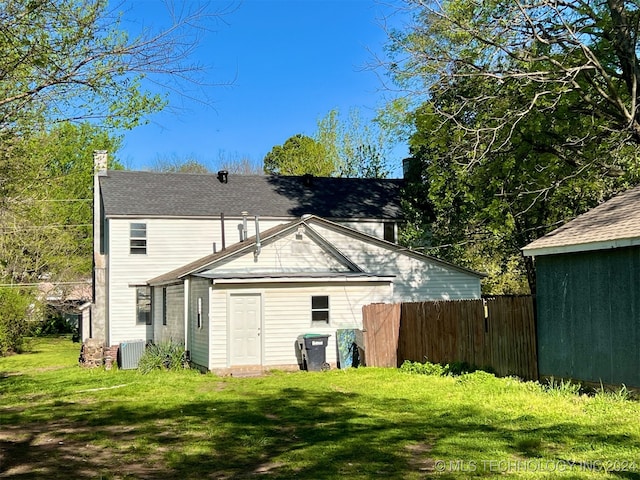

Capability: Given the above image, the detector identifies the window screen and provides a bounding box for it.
[136,286,151,325]
[311,295,329,324]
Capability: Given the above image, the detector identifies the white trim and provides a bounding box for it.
[210,276,395,285]
[104,213,391,223]
[226,290,264,367]
[522,237,640,257]
[183,278,190,352]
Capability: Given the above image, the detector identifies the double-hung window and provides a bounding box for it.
[311,295,329,324]
[130,223,147,254]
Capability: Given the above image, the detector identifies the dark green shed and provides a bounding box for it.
[523,185,640,388]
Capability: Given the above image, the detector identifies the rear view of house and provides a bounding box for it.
[83,151,483,371]
[148,215,483,372]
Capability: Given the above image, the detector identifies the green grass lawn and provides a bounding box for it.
[1,337,640,479]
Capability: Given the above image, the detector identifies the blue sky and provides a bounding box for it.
[114,0,408,176]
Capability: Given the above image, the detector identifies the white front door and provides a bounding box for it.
[230,293,262,365]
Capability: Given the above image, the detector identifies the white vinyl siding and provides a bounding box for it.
[210,288,228,368]
[310,223,482,301]
[104,215,389,346]
[203,232,350,275]
[207,281,389,370]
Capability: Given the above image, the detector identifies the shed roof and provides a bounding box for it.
[523,185,640,256]
[99,170,404,219]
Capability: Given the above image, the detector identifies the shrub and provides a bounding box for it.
[400,359,498,378]
[33,313,76,336]
[138,341,188,374]
[400,359,448,376]
[0,288,34,355]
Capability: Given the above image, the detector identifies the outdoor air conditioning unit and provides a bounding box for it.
[118,340,145,370]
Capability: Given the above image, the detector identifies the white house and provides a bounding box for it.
[84,151,483,371]
[147,215,484,372]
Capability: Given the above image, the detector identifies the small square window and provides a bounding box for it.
[311,295,329,324]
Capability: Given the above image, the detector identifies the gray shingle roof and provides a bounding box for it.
[523,185,640,256]
[99,170,404,219]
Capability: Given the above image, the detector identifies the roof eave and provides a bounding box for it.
[207,275,396,285]
[523,236,640,257]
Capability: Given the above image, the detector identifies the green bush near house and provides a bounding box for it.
[138,341,188,374]
[0,287,34,355]
[400,359,497,377]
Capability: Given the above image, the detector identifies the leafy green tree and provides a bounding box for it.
[0,287,35,354]
[150,157,211,174]
[0,123,122,284]
[386,0,640,156]
[403,78,640,294]
[386,0,640,293]
[0,0,226,132]
[263,134,334,176]
[315,108,391,178]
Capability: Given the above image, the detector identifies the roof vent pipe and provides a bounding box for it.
[217,170,228,183]
[241,211,248,241]
[254,216,261,259]
[220,212,226,251]
[302,173,313,187]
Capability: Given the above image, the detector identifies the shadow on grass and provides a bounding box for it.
[2,379,640,479]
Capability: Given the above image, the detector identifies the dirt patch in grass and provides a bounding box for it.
[0,420,173,479]
[405,441,436,473]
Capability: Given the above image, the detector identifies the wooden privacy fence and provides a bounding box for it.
[361,297,538,380]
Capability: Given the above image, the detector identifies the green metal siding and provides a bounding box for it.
[536,246,640,387]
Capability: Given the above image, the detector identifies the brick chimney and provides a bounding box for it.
[93,150,108,174]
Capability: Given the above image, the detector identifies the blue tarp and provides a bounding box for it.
[336,329,359,369]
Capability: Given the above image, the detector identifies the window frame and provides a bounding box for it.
[162,287,167,326]
[197,297,203,329]
[311,295,330,325]
[383,222,396,243]
[135,286,152,325]
[130,222,147,255]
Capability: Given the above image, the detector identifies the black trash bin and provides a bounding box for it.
[297,334,330,371]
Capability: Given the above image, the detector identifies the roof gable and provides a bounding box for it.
[148,215,484,285]
[198,223,360,277]
[523,185,640,256]
[99,170,403,220]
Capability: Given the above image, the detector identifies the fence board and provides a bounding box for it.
[361,303,401,367]
[363,296,538,380]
